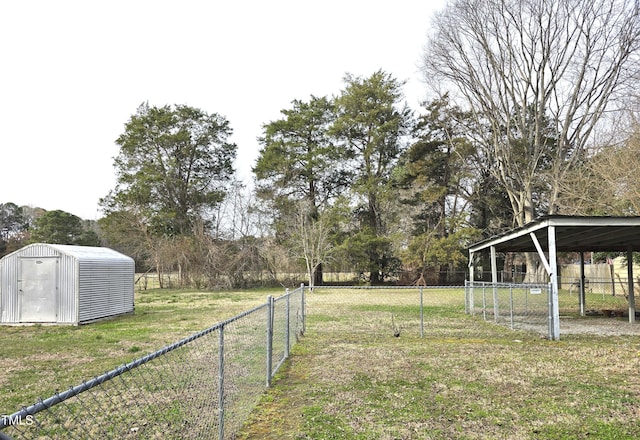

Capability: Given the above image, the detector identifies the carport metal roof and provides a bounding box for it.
[469,215,640,254]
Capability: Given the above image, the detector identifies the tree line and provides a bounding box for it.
[2,0,639,288]
[0,205,100,256]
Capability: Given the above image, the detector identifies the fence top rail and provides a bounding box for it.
[309,284,467,290]
[468,281,550,289]
[558,277,632,282]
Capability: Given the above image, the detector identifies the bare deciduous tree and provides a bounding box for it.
[212,179,266,240]
[423,0,640,225]
[289,202,334,290]
[423,0,640,280]
[578,127,640,215]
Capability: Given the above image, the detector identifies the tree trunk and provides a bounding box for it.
[524,253,548,283]
[313,262,324,286]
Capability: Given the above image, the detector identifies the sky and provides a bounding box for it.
[0,0,446,220]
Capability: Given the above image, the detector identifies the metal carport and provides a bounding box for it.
[468,215,640,340]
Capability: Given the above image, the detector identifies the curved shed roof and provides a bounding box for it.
[2,243,133,262]
[45,244,133,261]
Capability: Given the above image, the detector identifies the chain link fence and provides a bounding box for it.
[308,283,640,341]
[465,281,552,337]
[558,276,633,315]
[306,285,473,340]
[305,285,553,341]
[465,280,640,339]
[0,287,305,440]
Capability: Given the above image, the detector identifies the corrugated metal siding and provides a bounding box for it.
[1,244,134,325]
[77,259,134,323]
[0,254,19,322]
[56,252,78,323]
[22,244,77,323]
[77,258,134,323]
[13,244,59,258]
[0,244,75,323]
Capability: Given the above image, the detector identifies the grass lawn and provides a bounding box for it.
[3,286,640,439]
[0,287,281,414]
[238,288,640,439]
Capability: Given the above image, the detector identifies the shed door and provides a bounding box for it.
[19,257,58,322]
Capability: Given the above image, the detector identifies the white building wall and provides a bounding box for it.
[0,244,134,324]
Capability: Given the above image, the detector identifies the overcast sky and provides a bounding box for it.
[1,0,445,220]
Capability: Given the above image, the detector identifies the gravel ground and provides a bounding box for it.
[514,315,640,337]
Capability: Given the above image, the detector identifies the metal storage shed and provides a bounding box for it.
[0,243,135,325]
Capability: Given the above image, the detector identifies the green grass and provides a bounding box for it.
[0,287,281,413]
[4,286,640,439]
[237,288,640,439]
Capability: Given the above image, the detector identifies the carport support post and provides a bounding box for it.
[627,249,635,324]
[491,246,499,321]
[548,226,560,340]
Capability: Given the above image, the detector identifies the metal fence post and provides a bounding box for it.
[470,281,475,316]
[464,280,469,314]
[300,283,306,336]
[285,289,290,358]
[266,295,274,387]
[509,286,514,330]
[493,285,500,323]
[420,286,424,338]
[482,286,487,321]
[547,283,554,340]
[466,280,476,316]
[218,325,225,440]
